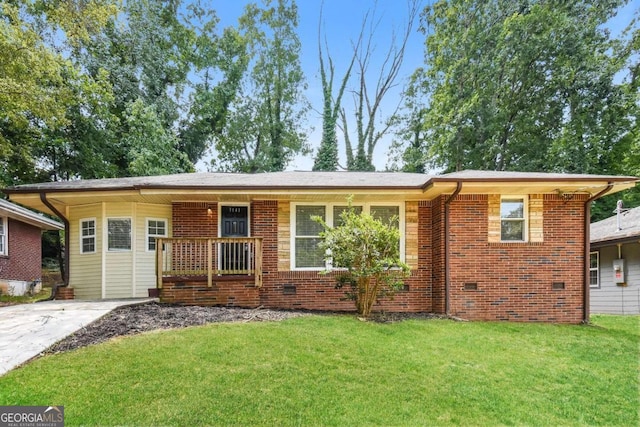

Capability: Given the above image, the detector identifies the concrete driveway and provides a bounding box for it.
[0,299,154,376]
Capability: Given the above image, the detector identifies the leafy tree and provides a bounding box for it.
[210,0,309,173]
[80,0,195,174]
[399,0,633,174]
[0,0,118,186]
[123,99,193,176]
[315,202,410,318]
[387,74,428,173]
[179,23,250,163]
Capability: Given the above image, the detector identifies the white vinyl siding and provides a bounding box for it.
[136,207,171,296]
[291,203,404,270]
[590,243,640,315]
[69,205,103,299]
[69,203,172,299]
[0,216,6,256]
[134,203,172,297]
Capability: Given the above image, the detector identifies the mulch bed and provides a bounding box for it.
[45,302,454,354]
[46,303,308,354]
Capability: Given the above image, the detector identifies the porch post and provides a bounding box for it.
[207,238,213,288]
[156,238,163,289]
[255,238,263,287]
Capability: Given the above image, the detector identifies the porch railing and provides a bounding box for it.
[156,237,263,289]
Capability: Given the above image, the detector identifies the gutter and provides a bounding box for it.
[39,193,70,300]
[583,183,614,323]
[444,181,463,315]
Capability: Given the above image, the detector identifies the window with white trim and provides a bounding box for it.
[80,218,96,254]
[294,205,326,268]
[589,251,599,288]
[147,219,167,251]
[292,203,403,270]
[108,218,131,251]
[0,216,6,256]
[500,197,527,241]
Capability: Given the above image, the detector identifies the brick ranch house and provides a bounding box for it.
[0,198,63,296]
[3,170,637,322]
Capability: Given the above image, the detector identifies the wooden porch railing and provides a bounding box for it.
[156,237,263,289]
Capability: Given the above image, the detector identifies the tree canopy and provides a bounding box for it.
[0,0,637,218]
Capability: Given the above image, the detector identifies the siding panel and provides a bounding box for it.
[68,205,102,299]
[136,204,172,297]
[591,243,640,314]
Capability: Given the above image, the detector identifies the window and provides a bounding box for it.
[294,205,326,268]
[147,219,167,251]
[80,219,96,254]
[589,251,599,288]
[108,218,131,251]
[0,216,6,256]
[292,203,402,269]
[371,206,400,228]
[500,197,526,241]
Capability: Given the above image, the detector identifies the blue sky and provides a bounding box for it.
[199,0,639,172]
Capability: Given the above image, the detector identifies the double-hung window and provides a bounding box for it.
[147,219,167,251]
[80,218,96,254]
[293,203,402,270]
[294,206,326,268]
[589,251,599,288]
[500,197,527,241]
[0,217,6,256]
[108,218,131,251]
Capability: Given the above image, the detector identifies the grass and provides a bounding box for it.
[0,287,51,305]
[0,314,638,426]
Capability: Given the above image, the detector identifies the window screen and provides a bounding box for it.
[108,218,131,251]
[295,206,325,268]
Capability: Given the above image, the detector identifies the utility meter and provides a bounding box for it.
[613,259,625,284]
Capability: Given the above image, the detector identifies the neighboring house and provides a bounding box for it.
[4,170,637,323]
[590,205,640,315]
[0,198,63,296]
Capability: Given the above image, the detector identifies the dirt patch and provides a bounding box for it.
[47,303,309,354]
[45,303,455,355]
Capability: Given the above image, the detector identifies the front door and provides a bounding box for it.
[220,206,249,272]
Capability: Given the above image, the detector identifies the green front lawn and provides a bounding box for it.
[1,315,638,426]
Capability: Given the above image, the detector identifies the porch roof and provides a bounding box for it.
[3,170,637,216]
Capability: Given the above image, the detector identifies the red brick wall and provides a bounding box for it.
[166,196,588,323]
[430,197,446,314]
[446,194,587,323]
[167,200,436,313]
[256,201,432,313]
[172,202,217,237]
[161,279,260,306]
[0,218,42,282]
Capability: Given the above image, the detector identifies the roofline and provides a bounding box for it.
[4,183,429,194]
[428,175,636,184]
[0,199,63,230]
[591,235,640,248]
[4,175,635,195]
